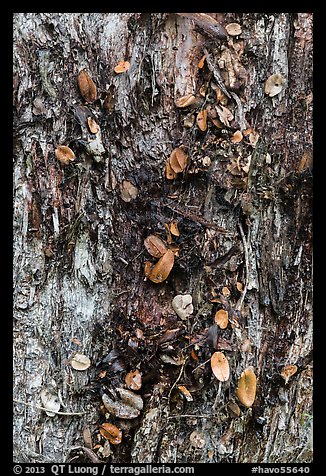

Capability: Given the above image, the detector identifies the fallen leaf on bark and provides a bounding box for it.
[125,369,142,391]
[281,365,298,384]
[114,61,130,73]
[197,55,206,69]
[55,145,75,165]
[196,110,208,131]
[87,117,100,134]
[178,385,193,401]
[211,351,230,382]
[231,130,243,143]
[165,158,178,180]
[175,94,196,108]
[236,367,257,407]
[214,309,229,329]
[99,423,122,445]
[148,250,174,283]
[144,235,168,258]
[71,353,91,371]
[264,74,284,97]
[169,148,189,173]
[170,220,180,237]
[78,70,97,103]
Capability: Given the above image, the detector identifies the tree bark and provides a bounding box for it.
[13,12,313,463]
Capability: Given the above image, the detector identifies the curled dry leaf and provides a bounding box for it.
[165,159,178,180]
[170,220,180,237]
[125,369,142,391]
[87,117,100,134]
[196,110,208,131]
[144,235,168,258]
[236,282,244,292]
[197,55,206,69]
[264,74,284,97]
[83,427,93,449]
[78,70,97,103]
[120,180,138,202]
[214,309,229,329]
[216,105,234,127]
[71,353,91,371]
[281,365,298,384]
[144,260,153,278]
[169,148,189,173]
[231,130,243,144]
[226,22,242,36]
[40,387,61,417]
[222,286,230,297]
[211,351,230,382]
[236,367,257,407]
[175,94,197,108]
[100,423,122,445]
[55,145,75,165]
[114,61,130,73]
[148,249,174,283]
[172,294,194,320]
[178,385,193,402]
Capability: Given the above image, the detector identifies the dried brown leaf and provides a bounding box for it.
[281,365,298,384]
[175,94,197,108]
[169,148,189,173]
[55,145,75,166]
[100,423,122,445]
[214,309,229,329]
[198,55,206,69]
[125,369,142,391]
[170,220,180,237]
[144,235,168,258]
[236,367,257,407]
[178,385,193,401]
[87,117,100,134]
[231,130,243,143]
[78,70,97,103]
[196,110,208,131]
[165,159,178,180]
[148,250,174,283]
[211,351,230,382]
[114,61,130,73]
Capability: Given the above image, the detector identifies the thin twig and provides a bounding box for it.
[192,357,211,373]
[203,48,231,99]
[13,399,84,416]
[235,222,249,311]
[168,363,186,400]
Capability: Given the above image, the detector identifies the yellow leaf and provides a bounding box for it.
[236,367,257,407]
[214,310,229,329]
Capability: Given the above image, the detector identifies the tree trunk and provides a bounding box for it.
[13,12,313,463]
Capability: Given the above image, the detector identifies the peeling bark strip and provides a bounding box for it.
[13,13,312,463]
